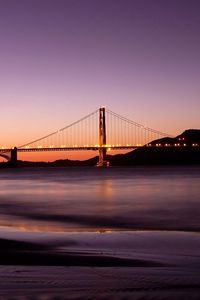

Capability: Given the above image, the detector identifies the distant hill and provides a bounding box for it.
[16,157,99,167]
[149,129,200,146]
[1,129,200,167]
[108,129,200,166]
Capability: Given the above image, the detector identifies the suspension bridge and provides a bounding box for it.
[0,107,172,166]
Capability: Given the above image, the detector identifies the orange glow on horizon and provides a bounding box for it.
[18,151,97,162]
[17,149,129,162]
[0,149,130,163]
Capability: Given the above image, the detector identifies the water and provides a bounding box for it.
[0,166,200,233]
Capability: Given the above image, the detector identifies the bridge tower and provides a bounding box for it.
[98,107,108,167]
[11,147,17,165]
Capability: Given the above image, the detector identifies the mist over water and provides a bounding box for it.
[0,166,200,233]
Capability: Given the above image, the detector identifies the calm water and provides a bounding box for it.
[0,166,200,233]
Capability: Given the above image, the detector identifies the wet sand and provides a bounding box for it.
[0,229,200,299]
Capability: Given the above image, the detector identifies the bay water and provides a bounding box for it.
[0,166,199,234]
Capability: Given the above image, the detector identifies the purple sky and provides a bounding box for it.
[0,0,200,151]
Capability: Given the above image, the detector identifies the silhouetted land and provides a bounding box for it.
[1,129,200,167]
[109,129,200,166]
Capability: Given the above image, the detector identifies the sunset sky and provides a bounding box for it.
[0,0,200,161]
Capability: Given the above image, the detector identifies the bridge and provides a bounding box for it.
[0,107,172,166]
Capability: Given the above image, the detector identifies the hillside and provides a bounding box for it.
[109,129,200,165]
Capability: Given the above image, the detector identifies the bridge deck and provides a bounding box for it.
[0,144,199,154]
[0,146,139,153]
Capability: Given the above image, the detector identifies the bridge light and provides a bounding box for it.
[183,143,186,146]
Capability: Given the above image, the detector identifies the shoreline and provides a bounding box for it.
[0,228,200,265]
[0,229,200,299]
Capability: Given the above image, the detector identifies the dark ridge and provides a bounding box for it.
[109,147,200,166]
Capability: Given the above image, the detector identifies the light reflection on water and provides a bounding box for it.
[0,166,200,233]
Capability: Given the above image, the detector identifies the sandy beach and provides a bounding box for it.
[0,229,200,299]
